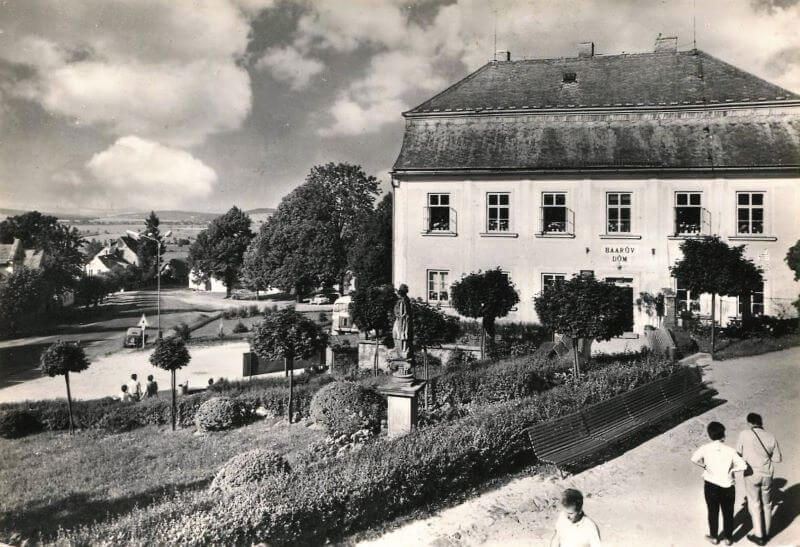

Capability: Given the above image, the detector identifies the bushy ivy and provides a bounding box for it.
[195,397,248,432]
[309,382,384,437]
[210,449,291,493]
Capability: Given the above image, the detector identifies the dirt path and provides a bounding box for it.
[361,348,800,547]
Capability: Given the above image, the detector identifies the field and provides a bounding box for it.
[71,222,208,261]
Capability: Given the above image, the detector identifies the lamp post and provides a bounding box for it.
[129,229,172,339]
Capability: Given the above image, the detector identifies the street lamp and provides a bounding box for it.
[128,229,172,339]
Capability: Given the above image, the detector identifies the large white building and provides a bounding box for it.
[391,39,800,334]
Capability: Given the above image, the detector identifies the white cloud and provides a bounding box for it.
[256,46,324,90]
[85,136,217,209]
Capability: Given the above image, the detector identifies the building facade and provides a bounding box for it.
[392,40,800,334]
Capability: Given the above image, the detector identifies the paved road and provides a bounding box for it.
[361,348,800,547]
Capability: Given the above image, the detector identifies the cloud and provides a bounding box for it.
[0,0,266,146]
[84,136,217,209]
[256,46,324,90]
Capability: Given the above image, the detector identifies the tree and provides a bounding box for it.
[40,341,89,435]
[150,336,191,431]
[0,211,60,247]
[534,275,630,376]
[82,239,105,263]
[243,163,379,298]
[786,240,800,314]
[351,284,397,375]
[450,268,519,360]
[251,308,327,423]
[411,299,459,407]
[348,193,392,289]
[137,211,165,281]
[0,268,47,336]
[188,206,254,297]
[671,236,763,358]
[75,273,116,308]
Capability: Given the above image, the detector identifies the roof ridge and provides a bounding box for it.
[406,62,495,114]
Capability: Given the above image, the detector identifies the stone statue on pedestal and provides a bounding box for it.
[389,284,414,382]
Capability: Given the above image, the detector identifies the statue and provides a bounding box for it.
[389,284,414,381]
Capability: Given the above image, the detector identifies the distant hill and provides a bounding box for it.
[246,208,276,215]
[0,207,277,224]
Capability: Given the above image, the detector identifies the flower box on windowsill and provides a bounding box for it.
[667,233,706,240]
[599,234,642,240]
[534,232,575,239]
[727,235,777,242]
[479,232,519,238]
[421,231,458,237]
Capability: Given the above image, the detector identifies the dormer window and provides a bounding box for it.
[563,72,577,83]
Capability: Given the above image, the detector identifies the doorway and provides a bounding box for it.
[605,277,634,332]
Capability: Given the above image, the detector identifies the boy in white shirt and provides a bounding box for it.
[691,421,748,545]
[550,488,602,547]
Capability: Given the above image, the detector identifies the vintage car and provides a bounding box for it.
[123,327,149,348]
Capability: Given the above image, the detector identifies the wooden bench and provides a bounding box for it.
[525,367,715,474]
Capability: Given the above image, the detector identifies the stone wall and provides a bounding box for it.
[357,341,481,371]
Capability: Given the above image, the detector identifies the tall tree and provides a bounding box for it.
[188,206,254,297]
[150,337,191,431]
[0,211,59,247]
[534,275,630,376]
[351,284,397,375]
[40,341,90,435]
[243,163,379,299]
[251,308,327,423]
[786,240,800,313]
[670,235,763,359]
[137,211,165,281]
[0,268,47,336]
[450,268,519,359]
[348,193,393,290]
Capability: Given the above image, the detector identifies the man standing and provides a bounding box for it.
[127,373,142,401]
[692,421,748,545]
[737,413,783,546]
[550,488,602,547]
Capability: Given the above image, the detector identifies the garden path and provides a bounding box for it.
[361,348,800,547]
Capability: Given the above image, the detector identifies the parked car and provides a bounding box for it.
[331,295,358,334]
[123,327,148,348]
[310,293,336,305]
[231,288,258,300]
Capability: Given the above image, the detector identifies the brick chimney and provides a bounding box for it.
[578,41,595,58]
[494,50,511,61]
[654,35,678,53]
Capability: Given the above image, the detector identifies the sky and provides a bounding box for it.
[0,0,798,215]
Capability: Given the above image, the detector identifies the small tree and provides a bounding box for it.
[411,299,459,407]
[251,308,327,423]
[671,236,763,358]
[150,337,191,431]
[40,341,89,435]
[534,275,630,376]
[785,240,800,314]
[350,284,396,376]
[450,268,519,359]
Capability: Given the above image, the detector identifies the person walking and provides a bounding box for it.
[550,488,602,547]
[737,413,783,546]
[692,421,748,545]
[127,373,142,401]
[145,374,159,398]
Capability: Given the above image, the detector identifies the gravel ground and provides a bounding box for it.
[360,348,800,547]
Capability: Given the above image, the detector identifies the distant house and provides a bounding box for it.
[0,238,45,279]
[188,267,227,292]
[85,235,142,276]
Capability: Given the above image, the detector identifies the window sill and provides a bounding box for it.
[727,235,777,242]
[535,233,576,239]
[667,234,706,240]
[599,234,642,240]
[479,232,519,238]
[421,231,458,237]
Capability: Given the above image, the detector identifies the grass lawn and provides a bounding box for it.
[694,332,800,359]
[0,418,324,543]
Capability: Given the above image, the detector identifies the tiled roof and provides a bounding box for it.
[96,255,130,270]
[0,239,22,264]
[393,108,800,171]
[408,50,798,114]
[23,249,44,270]
[119,235,140,252]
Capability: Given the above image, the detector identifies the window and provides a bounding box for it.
[676,278,699,313]
[738,282,764,316]
[542,273,566,290]
[607,193,632,233]
[427,270,449,302]
[487,193,510,232]
[427,193,450,232]
[675,192,702,235]
[737,192,764,235]
[542,192,567,233]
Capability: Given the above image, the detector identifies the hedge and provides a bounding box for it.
[53,356,684,545]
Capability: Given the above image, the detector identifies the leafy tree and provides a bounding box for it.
[411,299,459,407]
[450,268,519,359]
[75,273,118,308]
[150,336,191,431]
[786,240,800,314]
[82,239,105,264]
[137,211,165,280]
[534,275,630,376]
[243,163,379,299]
[671,236,763,358]
[40,341,89,435]
[348,193,392,289]
[188,206,254,297]
[0,211,59,247]
[251,307,327,423]
[0,268,47,336]
[351,284,397,375]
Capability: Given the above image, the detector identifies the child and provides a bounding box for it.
[550,488,602,547]
[691,421,748,545]
[118,384,132,402]
[145,374,158,398]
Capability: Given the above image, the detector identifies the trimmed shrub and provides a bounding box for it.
[0,409,42,438]
[210,449,291,493]
[248,304,260,317]
[232,321,249,334]
[195,397,248,432]
[310,382,384,437]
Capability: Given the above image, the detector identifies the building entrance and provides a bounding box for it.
[605,277,634,332]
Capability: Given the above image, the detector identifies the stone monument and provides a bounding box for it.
[379,283,425,437]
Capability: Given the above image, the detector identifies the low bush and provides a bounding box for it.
[172,322,191,341]
[248,304,260,317]
[210,449,291,493]
[0,409,42,438]
[221,308,236,320]
[232,321,249,334]
[310,382,385,437]
[195,397,248,432]
[724,315,799,339]
[236,306,249,319]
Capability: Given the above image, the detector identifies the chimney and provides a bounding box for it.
[494,50,511,61]
[654,35,678,53]
[577,41,595,58]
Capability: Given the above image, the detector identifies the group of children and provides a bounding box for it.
[118,373,159,402]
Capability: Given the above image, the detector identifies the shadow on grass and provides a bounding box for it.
[1,477,212,543]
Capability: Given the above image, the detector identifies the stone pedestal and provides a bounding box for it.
[379,381,426,438]
[662,288,677,328]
